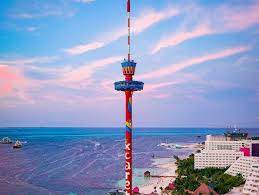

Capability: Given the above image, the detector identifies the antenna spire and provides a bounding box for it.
[127,0,131,61]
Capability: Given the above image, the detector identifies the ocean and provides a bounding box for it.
[0,128,258,194]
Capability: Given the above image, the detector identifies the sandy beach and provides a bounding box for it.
[139,159,177,194]
[139,143,201,194]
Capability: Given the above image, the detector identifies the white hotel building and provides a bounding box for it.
[243,162,259,195]
[194,135,245,169]
[204,135,250,151]
[225,156,259,179]
[194,133,259,194]
[194,149,243,169]
[194,135,259,169]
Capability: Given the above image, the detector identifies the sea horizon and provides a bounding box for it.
[1,126,259,128]
[0,127,258,194]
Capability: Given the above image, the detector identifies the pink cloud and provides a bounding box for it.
[152,24,214,54]
[152,2,259,53]
[41,92,120,104]
[64,7,180,55]
[219,2,259,31]
[140,45,251,80]
[0,65,26,97]
[132,8,179,35]
[0,56,58,65]
[151,93,170,99]
[144,81,179,93]
[63,42,104,56]
[60,56,123,84]
[74,0,95,4]
[0,55,124,106]
[0,83,13,95]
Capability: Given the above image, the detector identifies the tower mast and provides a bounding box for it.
[114,1,144,194]
[127,0,131,61]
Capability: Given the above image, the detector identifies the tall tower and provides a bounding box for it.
[114,0,144,194]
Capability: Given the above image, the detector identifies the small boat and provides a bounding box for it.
[1,137,12,144]
[107,189,125,195]
[175,144,186,149]
[13,140,22,149]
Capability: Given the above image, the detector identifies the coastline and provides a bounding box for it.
[139,158,177,194]
[139,143,200,194]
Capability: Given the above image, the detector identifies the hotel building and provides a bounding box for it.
[194,150,243,169]
[194,134,259,169]
[243,162,259,195]
[225,156,259,179]
[205,135,251,151]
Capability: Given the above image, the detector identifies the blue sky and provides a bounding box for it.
[0,0,259,127]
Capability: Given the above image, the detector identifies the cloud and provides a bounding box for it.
[132,8,179,35]
[64,7,180,55]
[152,24,214,54]
[0,56,58,66]
[74,0,95,3]
[110,7,179,42]
[64,42,104,56]
[144,81,180,93]
[9,1,76,19]
[139,45,251,80]
[0,65,28,98]
[219,2,259,32]
[0,54,123,107]
[152,2,259,53]
[26,26,38,32]
[60,56,123,83]
[11,12,63,19]
[0,55,62,105]
[151,93,170,99]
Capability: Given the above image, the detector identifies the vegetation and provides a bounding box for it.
[172,154,245,194]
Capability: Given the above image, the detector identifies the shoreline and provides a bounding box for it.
[139,143,200,194]
[139,158,177,194]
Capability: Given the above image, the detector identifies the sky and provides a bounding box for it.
[0,0,259,127]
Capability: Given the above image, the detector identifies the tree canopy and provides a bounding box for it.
[172,155,245,194]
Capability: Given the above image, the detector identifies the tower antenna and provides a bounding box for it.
[127,0,131,61]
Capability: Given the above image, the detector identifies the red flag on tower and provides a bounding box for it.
[127,0,130,12]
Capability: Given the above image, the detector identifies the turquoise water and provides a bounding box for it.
[0,127,258,194]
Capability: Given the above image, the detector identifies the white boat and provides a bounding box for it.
[1,137,12,144]
[107,189,125,195]
[13,140,22,149]
[175,144,186,149]
[159,143,186,149]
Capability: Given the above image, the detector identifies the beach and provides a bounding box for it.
[139,158,177,194]
[139,143,201,195]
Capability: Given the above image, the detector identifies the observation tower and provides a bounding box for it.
[114,0,144,194]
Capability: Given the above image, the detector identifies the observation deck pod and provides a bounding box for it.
[121,60,136,76]
[114,80,144,91]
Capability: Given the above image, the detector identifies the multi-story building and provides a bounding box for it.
[194,132,259,194]
[194,150,243,169]
[194,133,259,169]
[205,135,250,151]
[225,156,259,179]
[243,162,259,195]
